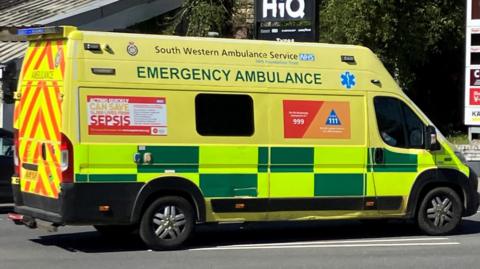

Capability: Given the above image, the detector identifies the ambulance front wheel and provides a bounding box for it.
[417,187,463,235]
[139,196,194,250]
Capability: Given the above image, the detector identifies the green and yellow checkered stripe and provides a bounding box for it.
[74,145,421,199]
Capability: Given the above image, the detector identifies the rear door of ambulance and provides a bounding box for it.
[14,30,68,218]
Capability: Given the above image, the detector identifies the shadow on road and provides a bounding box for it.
[455,219,480,235]
[28,217,480,253]
[0,204,13,214]
[31,231,146,253]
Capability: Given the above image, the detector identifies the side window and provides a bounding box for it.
[195,93,254,136]
[374,97,407,147]
[402,103,425,148]
[374,96,425,149]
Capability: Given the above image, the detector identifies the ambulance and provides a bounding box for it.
[9,26,479,250]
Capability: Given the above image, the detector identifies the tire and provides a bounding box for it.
[94,224,137,237]
[417,187,463,235]
[139,196,194,250]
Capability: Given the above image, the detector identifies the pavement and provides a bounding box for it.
[2,176,480,269]
[1,204,480,269]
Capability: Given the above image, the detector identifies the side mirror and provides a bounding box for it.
[425,125,441,151]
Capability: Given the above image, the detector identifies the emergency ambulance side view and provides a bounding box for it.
[9,26,479,250]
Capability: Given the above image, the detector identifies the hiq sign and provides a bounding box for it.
[256,0,314,22]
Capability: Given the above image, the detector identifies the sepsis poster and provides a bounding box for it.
[87,96,167,136]
[283,100,350,139]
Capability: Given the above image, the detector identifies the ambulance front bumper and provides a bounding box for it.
[464,168,480,217]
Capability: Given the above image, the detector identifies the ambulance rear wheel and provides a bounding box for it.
[417,187,462,235]
[139,196,194,250]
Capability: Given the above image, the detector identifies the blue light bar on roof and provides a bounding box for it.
[17,26,62,36]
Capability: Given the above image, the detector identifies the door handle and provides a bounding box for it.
[41,143,47,161]
[374,148,384,164]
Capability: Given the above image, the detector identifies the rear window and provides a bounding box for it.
[195,93,254,136]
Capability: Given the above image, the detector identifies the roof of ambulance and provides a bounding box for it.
[71,30,374,57]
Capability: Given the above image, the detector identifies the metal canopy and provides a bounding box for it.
[0,0,182,63]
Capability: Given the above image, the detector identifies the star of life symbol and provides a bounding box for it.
[341,71,356,89]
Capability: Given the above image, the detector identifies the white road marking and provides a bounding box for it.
[212,237,450,248]
[191,242,460,251]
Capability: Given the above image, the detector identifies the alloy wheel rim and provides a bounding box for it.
[152,205,186,240]
[426,196,454,227]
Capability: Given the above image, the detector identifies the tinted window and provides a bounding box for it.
[195,93,254,136]
[402,104,424,148]
[374,97,407,147]
[374,97,425,149]
[0,137,13,157]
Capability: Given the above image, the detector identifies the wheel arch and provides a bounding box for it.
[130,176,206,224]
[405,168,469,218]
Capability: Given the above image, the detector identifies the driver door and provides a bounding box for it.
[368,94,436,214]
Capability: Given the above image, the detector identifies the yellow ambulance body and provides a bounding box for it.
[11,26,479,250]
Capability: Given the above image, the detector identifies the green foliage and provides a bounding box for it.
[446,133,469,145]
[168,0,234,37]
[319,0,465,91]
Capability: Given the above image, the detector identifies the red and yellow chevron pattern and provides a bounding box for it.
[14,40,65,199]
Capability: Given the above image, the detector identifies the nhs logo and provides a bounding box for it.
[299,53,315,61]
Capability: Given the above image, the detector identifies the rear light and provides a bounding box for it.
[60,133,74,183]
[7,212,23,222]
[13,129,19,176]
